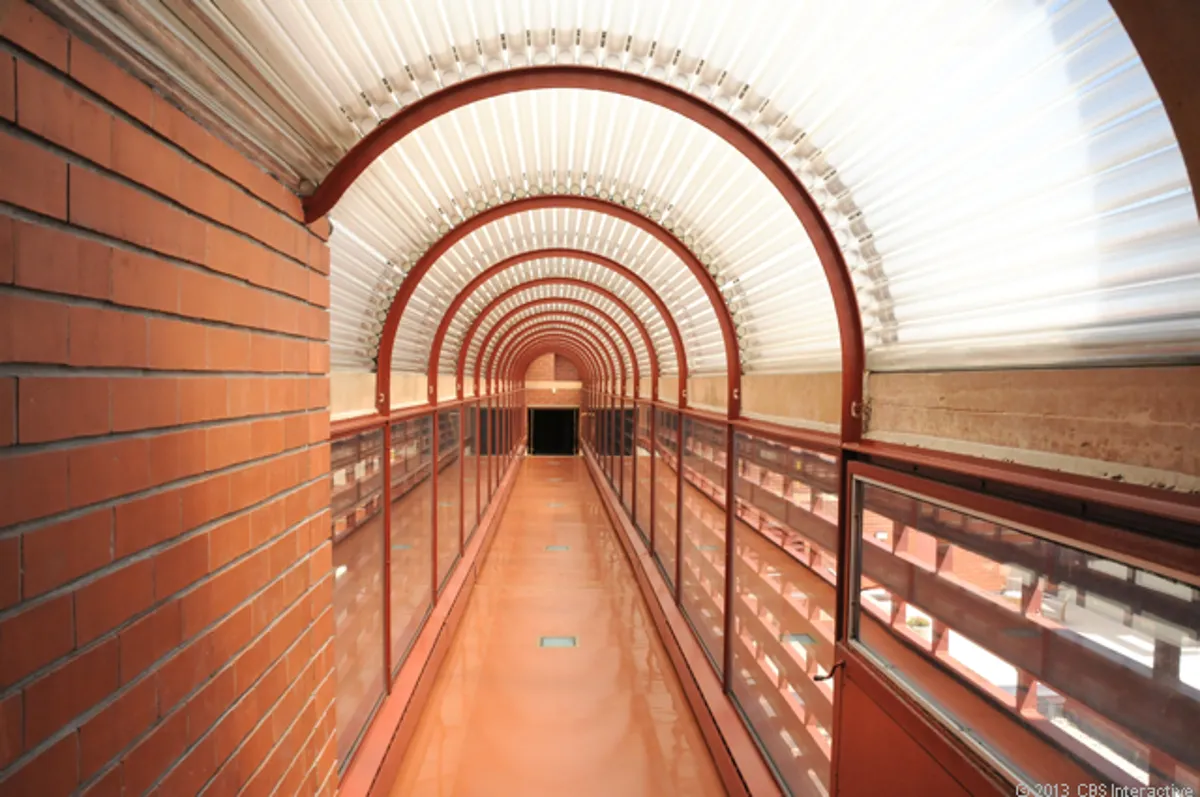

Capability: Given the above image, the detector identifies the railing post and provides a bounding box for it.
[382,419,393,686]
[649,406,657,553]
[430,409,440,601]
[675,410,684,604]
[723,421,736,691]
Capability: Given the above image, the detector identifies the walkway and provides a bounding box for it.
[387,456,727,796]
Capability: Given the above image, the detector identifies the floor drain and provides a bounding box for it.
[392,544,412,551]
[539,636,577,648]
[547,501,566,508]
[545,545,570,551]
[547,477,563,483]
[698,544,720,551]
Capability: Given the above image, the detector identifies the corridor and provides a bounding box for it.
[386,457,725,797]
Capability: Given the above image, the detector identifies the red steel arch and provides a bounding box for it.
[472,300,641,395]
[428,247,686,402]
[485,310,632,393]
[501,333,612,394]
[511,339,605,387]
[488,321,622,394]
[491,318,627,395]
[456,280,655,395]
[375,196,726,413]
[303,65,864,434]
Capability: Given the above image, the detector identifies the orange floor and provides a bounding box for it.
[387,456,727,797]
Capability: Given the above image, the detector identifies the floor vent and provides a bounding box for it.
[539,636,577,648]
[545,545,570,551]
[782,633,816,646]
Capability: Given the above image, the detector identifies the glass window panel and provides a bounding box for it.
[852,478,1200,792]
[330,429,386,767]
[389,417,433,672]
[730,432,839,795]
[437,409,462,587]
[680,418,727,672]
[463,405,479,541]
[653,408,678,588]
[635,404,652,543]
[621,404,634,516]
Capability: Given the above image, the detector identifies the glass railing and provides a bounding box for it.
[849,471,1200,793]
[329,399,519,771]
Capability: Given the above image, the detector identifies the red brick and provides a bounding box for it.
[0,692,20,769]
[249,500,285,550]
[177,265,229,324]
[206,423,252,471]
[17,375,110,443]
[0,128,67,218]
[156,734,217,797]
[151,97,210,161]
[154,533,209,598]
[121,710,187,797]
[24,637,119,746]
[118,600,181,684]
[308,241,330,275]
[250,418,286,459]
[308,342,330,374]
[147,317,207,371]
[114,489,181,558]
[68,304,147,368]
[0,215,12,284]
[0,598,74,691]
[180,473,231,531]
[74,557,155,644]
[0,447,69,526]
[13,217,112,299]
[68,436,152,508]
[185,666,235,745]
[111,118,182,199]
[1,1,69,71]
[77,676,157,779]
[111,376,179,433]
[0,536,17,612]
[307,412,330,444]
[81,767,123,797]
[68,166,206,263]
[0,291,69,364]
[22,507,113,597]
[111,248,180,313]
[0,55,13,122]
[209,514,250,570]
[227,377,266,418]
[308,378,330,411]
[148,428,207,484]
[0,732,78,796]
[207,326,251,370]
[0,377,13,448]
[178,377,227,424]
[307,271,330,308]
[16,60,112,166]
[250,334,283,371]
[69,39,153,124]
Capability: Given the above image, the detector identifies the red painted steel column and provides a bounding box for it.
[381,421,394,686]
[675,410,684,604]
[649,406,657,553]
[430,409,440,601]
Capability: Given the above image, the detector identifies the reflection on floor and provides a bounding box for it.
[387,456,727,797]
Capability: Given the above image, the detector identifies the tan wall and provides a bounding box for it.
[866,367,1200,491]
[526,388,582,407]
[554,357,580,381]
[524,353,556,381]
[330,370,430,419]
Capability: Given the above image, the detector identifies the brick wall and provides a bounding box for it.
[526,388,582,407]
[0,4,335,796]
[553,356,579,382]
[523,353,556,382]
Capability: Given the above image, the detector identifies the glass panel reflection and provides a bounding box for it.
[680,417,727,671]
[437,409,461,588]
[389,416,432,673]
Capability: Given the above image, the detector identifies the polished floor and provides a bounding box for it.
[387,456,727,797]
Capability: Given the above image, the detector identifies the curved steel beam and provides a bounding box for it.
[456,279,653,395]
[505,334,610,393]
[488,321,619,394]
[371,196,733,414]
[307,65,863,433]
[487,309,631,389]
[491,317,626,395]
[428,247,686,402]
[497,328,614,391]
[473,299,640,396]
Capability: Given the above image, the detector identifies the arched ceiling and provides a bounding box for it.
[51,0,1200,377]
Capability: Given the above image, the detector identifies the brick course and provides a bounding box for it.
[0,5,334,795]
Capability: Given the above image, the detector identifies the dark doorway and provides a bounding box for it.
[529,408,577,456]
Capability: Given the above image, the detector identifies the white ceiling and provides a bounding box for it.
[49,0,1200,378]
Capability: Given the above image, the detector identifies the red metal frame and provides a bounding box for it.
[504,340,610,398]
[492,320,627,394]
[493,327,617,396]
[429,247,682,403]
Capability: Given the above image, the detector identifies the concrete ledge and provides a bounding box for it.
[582,447,782,797]
[339,456,524,797]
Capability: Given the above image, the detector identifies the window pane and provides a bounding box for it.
[389,417,433,672]
[437,410,461,587]
[653,409,678,588]
[635,405,652,543]
[731,433,839,796]
[852,478,1200,792]
[680,418,727,671]
[330,429,386,766]
[463,405,479,541]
